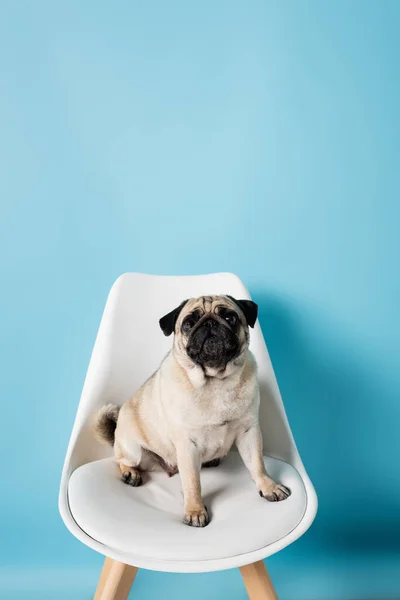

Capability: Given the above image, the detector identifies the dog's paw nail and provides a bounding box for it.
[121,470,142,487]
[184,506,209,528]
[259,483,291,502]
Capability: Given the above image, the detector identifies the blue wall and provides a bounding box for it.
[1,1,399,598]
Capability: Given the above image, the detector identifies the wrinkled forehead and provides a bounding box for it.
[184,295,237,314]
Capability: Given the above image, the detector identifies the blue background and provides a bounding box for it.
[1,1,399,598]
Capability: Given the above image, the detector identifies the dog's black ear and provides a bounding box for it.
[227,296,258,328]
[159,300,188,336]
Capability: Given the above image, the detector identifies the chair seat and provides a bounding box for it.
[68,452,306,564]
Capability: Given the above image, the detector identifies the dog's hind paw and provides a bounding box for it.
[202,458,220,468]
[121,468,142,487]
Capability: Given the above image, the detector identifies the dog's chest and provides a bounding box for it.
[187,378,248,423]
[177,379,252,459]
[191,421,237,461]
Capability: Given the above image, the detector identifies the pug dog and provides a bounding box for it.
[94,295,290,527]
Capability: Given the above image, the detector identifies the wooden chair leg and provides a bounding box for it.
[94,557,138,600]
[239,560,278,600]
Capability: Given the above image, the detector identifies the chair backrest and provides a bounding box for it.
[62,273,304,477]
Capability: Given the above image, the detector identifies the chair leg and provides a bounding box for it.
[239,560,278,600]
[94,557,138,600]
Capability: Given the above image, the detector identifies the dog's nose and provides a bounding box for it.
[204,318,218,330]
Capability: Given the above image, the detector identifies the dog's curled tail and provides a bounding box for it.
[93,404,120,446]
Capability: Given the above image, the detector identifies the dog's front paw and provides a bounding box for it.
[121,468,142,487]
[183,505,209,528]
[259,480,291,502]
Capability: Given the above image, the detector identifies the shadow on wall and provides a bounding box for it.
[255,291,400,557]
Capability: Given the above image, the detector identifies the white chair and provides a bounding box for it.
[59,272,317,600]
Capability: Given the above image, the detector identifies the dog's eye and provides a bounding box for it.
[182,311,201,333]
[182,319,193,333]
[225,312,237,326]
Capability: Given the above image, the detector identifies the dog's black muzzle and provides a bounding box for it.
[186,315,239,370]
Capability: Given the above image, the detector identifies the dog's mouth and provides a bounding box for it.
[186,316,239,370]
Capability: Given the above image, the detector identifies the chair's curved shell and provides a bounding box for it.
[59,273,317,573]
